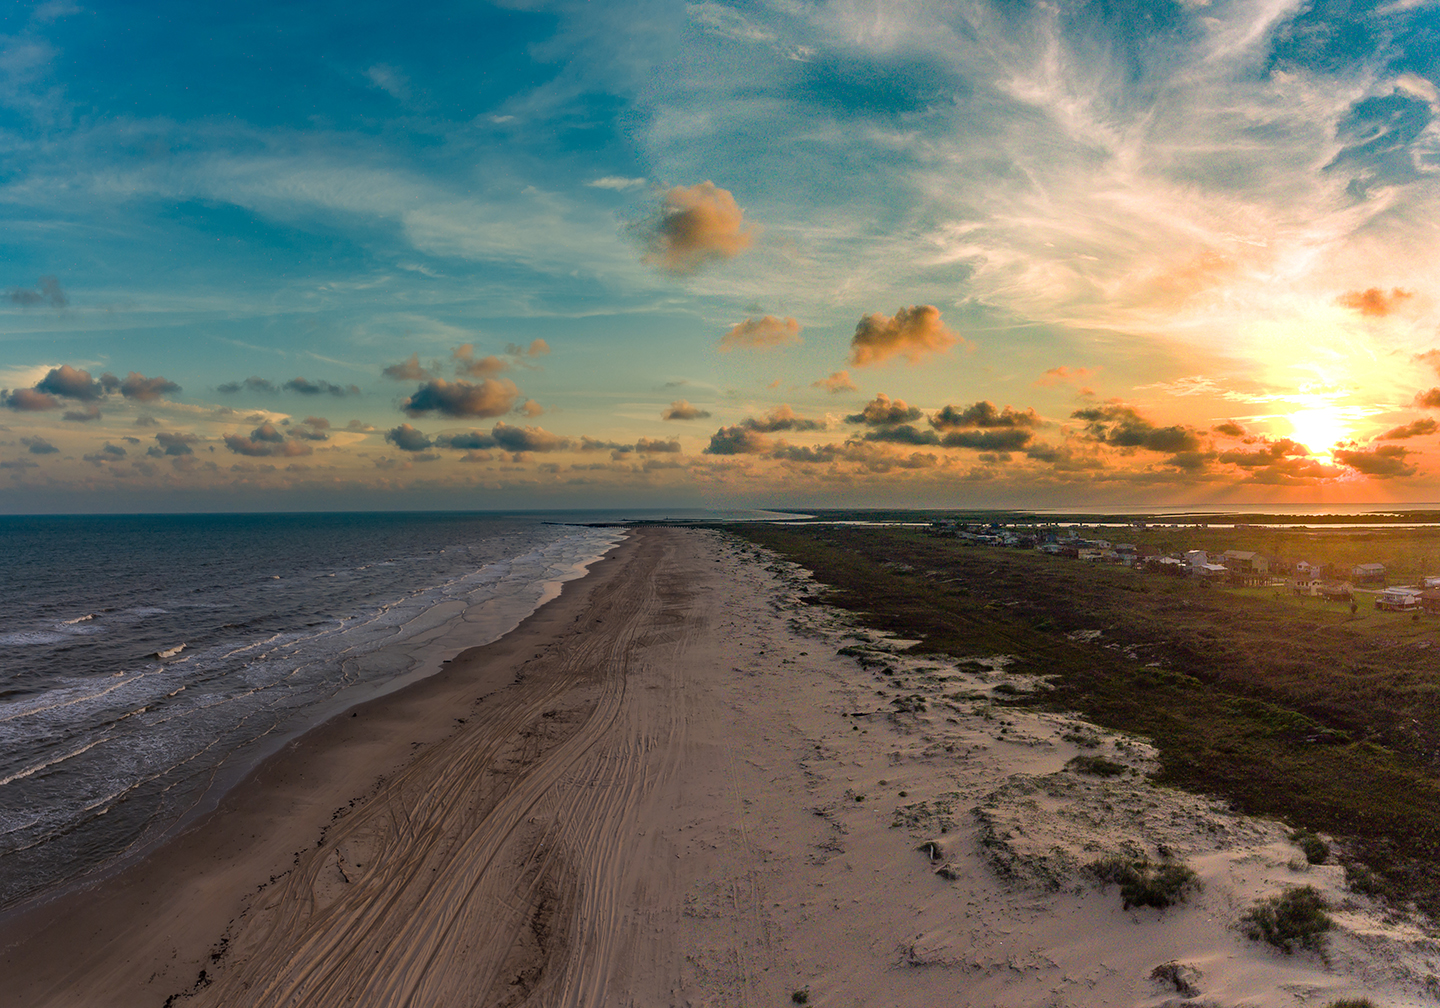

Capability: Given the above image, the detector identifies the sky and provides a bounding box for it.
[2,0,1439,512]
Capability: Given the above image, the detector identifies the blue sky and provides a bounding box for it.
[3,0,1440,510]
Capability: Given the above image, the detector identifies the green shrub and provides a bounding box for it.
[1289,829,1330,865]
[1323,999,1375,1008]
[1087,856,1200,910]
[1067,755,1127,777]
[1241,885,1333,953]
[791,990,809,1004]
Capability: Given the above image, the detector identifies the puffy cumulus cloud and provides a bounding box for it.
[846,393,922,427]
[1337,287,1415,317]
[82,443,128,464]
[719,316,802,352]
[385,423,434,452]
[4,387,60,410]
[435,429,496,450]
[401,378,519,418]
[223,424,315,458]
[1216,438,1310,467]
[516,399,545,418]
[284,377,360,397]
[506,339,550,357]
[812,370,857,394]
[863,424,938,446]
[63,404,101,422]
[153,431,199,456]
[1333,444,1418,478]
[635,437,681,453]
[662,399,711,420]
[940,428,1035,451]
[738,404,822,433]
[1378,418,1437,440]
[217,377,278,394]
[1415,388,1440,408]
[37,365,103,401]
[118,372,181,402]
[704,425,771,455]
[645,181,754,275]
[1034,366,1095,388]
[135,415,160,427]
[345,420,376,432]
[1072,402,1204,453]
[931,401,1040,430]
[383,353,432,381]
[489,422,571,454]
[849,306,960,367]
[1212,421,1247,438]
[452,344,508,378]
[21,436,57,454]
[5,276,66,309]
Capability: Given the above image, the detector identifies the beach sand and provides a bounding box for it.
[3,526,1439,1007]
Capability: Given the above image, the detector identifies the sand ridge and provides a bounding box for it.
[3,526,1440,1006]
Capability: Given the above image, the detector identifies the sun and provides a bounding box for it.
[1287,407,1350,458]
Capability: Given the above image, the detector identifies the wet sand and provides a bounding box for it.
[3,526,1437,1007]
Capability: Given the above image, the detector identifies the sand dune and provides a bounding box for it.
[3,527,1439,1007]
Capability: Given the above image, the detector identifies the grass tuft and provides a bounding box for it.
[1290,829,1330,865]
[1067,754,1127,777]
[1087,856,1200,910]
[1241,885,1333,954]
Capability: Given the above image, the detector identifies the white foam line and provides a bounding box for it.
[0,736,109,788]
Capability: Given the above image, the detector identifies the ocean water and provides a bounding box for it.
[0,511,627,910]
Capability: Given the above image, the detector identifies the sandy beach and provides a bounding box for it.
[3,526,1440,1007]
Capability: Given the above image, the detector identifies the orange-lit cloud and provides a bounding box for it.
[1378,418,1437,440]
[645,181,754,275]
[931,401,1040,430]
[812,370,857,393]
[849,306,960,366]
[1034,366,1095,387]
[383,353,432,381]
[1338,287,1415,317]
[1333,443,1418,478]
[662,399,711,420]
[846,393,922,426]
[453,344,509,378]
[719,315,802,352]
[401,378,520,418]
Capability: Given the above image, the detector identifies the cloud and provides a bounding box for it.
[516,399,544,417]
[383,353,433,381]
[940,428,1035,451]
[662,399,712,420]
[507,339,550,357]
[434,429,496,450]
[4,388,60,411]
[1072,402,1204,453]
[645,181,755,275]
[22,436,57,454]
[738,404,821,433]
[154,431,199,455]
[217,377,278,394]
[931,401,1041,430]
[118,372,181,402]
[812,370,857,394]
[1212,421,1246,437]
[1414,388,1440,408]
[1333,444,1418,478]
[1337,287,1415,317]
[83,443,127,464]
[863,424,938,446]
[849,306,959,367]
[401,378,520,418]
[135,415,159,427]
[490,422,571,453]
[365,64,410,100]
[846,393,922,426]
[5,276,66,309]
[385,423,434,452]
[284,377,360,396]
[719,316,802,352]
[63,404,101,422]
[635,437,681,453]
[223,424,315,457]
[1378,418,1437,440]
[704,425,771,455]
[586,176,647,190]
[1034,366,1095,387]
[37,365,103,401]
[1216,438,1310,467]
[452,344,509,378]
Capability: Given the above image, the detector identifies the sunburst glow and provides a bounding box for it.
[1287,407,1351,458]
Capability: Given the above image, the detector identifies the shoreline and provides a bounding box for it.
[3,526,1436,1007]
[0,528,642,1007]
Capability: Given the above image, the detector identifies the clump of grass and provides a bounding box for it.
[1241,885,1333,954]
[1087,856,1200,910]
[1324,1000,1375,1008]
[791,989,810,1005]
[1067,754,1127,777]
[1290,829,1330,865]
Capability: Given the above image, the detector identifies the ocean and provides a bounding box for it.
[0,511,631,911]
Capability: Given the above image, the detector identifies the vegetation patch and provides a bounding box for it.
[1086,855,1200,910]
[1241,885,1333,954]
[1067,755,1127,777]
[1290,829,1331,865]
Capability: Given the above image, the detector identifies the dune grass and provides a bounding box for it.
[725,523,1440,917]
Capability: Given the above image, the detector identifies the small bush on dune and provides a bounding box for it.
[1241,885,1333,954]
[1324,999,1375,1008]
[1087,856,1200,910]
[1067,755,1127,777]
[1289,829,1330,865]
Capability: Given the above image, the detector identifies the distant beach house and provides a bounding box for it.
[1184,549,1209,569]
[1221,550,1269,586]
[1353,562,1387,584]
[1423,576,1440,590]
[1319,581,1355,602]
[1375,586,1422,611]
[1196,563,1230,583]
[1421,589,1440,615]
[1289,574,1322,597]
[1294,560,1322,578]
